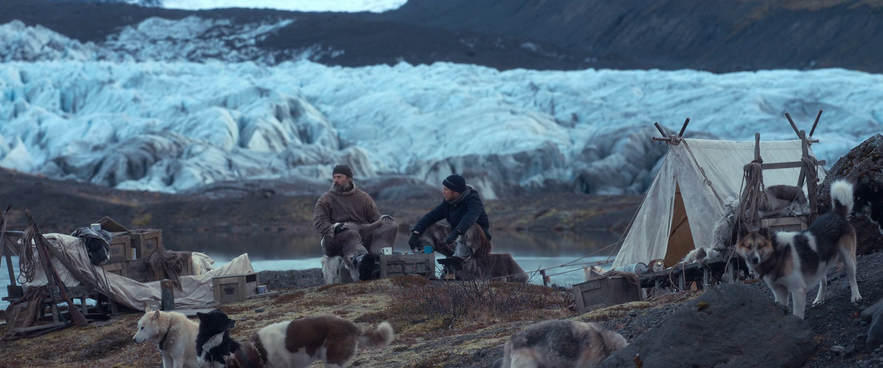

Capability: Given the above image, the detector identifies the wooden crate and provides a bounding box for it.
[107,236,131,263]
[126,259,150,282]
[379,254,436,279]
[101,262,126,277]
[761,216,808,232]
[129,229,162,260]
[573,276,641,314]
[212,273,258,304]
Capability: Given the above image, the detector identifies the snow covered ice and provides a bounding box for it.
[0,19,882,197]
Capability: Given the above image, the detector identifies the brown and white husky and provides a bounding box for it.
[735,180,862,319]
[225,315,393,368]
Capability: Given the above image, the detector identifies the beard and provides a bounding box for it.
[333,181,353,193]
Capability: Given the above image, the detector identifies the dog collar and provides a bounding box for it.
[158,325,172,351]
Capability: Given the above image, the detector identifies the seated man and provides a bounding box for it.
[408,174,492,260]
[313,164,397,283]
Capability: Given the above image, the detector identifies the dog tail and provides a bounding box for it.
[831,180,854,217]
[359,321,394,349]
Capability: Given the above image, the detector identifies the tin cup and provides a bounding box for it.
[91,223,101,232]
[381,247,392,255]
[423,246,432,254]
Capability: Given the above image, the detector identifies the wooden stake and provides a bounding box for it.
[810,110,823,137]
[161,279,175,311]
[25,210,89,327]
[678,118,691,137]
[654,122,667,137]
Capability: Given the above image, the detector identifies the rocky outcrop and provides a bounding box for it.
[819,134,883,255]
[599,283,815,368]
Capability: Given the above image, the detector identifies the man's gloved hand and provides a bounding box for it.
[408,231,420,252]
[332,222,347,235]
[444,230,460,245]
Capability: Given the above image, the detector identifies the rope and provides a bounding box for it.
[740,159,767,229]
[683,140,725,208]
[17,226,38,284]
[604,270,641,286]
[802,155,820,221]
[484,239,623,283]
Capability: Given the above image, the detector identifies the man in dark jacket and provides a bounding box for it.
[408,174,492,259]
[314,164,397,283]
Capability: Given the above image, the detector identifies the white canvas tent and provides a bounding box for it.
[612,138,825,269]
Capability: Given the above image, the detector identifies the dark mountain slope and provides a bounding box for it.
[1,0,883,71]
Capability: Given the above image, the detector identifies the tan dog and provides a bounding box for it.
[132,304,199,368]
[498,320,627,368]
[462,253,528,283]
[735,180,862,319]
[225,315,393,368]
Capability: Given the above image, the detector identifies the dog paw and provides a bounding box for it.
[852,295,863,303]
[812,300,825,307]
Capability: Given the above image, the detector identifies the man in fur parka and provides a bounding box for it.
[313,164,397,281]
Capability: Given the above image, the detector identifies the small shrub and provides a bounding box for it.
[390,279,572,329]
[273,290,305,305]
[132,212,153,226]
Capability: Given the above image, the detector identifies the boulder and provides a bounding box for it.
[867,303,883,350]
[818,134,883,255]
[599,283,815,368]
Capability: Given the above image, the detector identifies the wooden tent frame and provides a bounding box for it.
[741,110,826,229]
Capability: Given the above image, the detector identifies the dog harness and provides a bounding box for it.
[158,325,172,351]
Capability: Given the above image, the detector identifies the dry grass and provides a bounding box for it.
[0,277,580,367]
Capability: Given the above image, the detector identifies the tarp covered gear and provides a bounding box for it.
[22,233,253,311]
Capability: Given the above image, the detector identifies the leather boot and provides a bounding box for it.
[352,253,376,281]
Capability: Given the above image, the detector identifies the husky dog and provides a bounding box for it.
[225,315,394,368]
[852,179,883,235]
[680,246,722,264]
[735,180,862,319]
[461,253,528,283]
[132,304,200,368]
[497,320,628,368]
[196,309,241,368]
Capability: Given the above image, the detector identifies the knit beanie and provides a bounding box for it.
[333,164,354,178]
[443,174,467,193]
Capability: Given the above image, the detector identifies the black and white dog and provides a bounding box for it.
[736,180,862,319]
[853,179,883,235]
[196,309,241,368]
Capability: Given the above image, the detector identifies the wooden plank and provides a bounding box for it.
[13,322,67,333]
[247,291,280,299]
[760,160,826,171]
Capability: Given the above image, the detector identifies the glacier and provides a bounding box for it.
[1,19,882,198]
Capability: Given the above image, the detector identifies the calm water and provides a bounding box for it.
[0,230,621,308]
